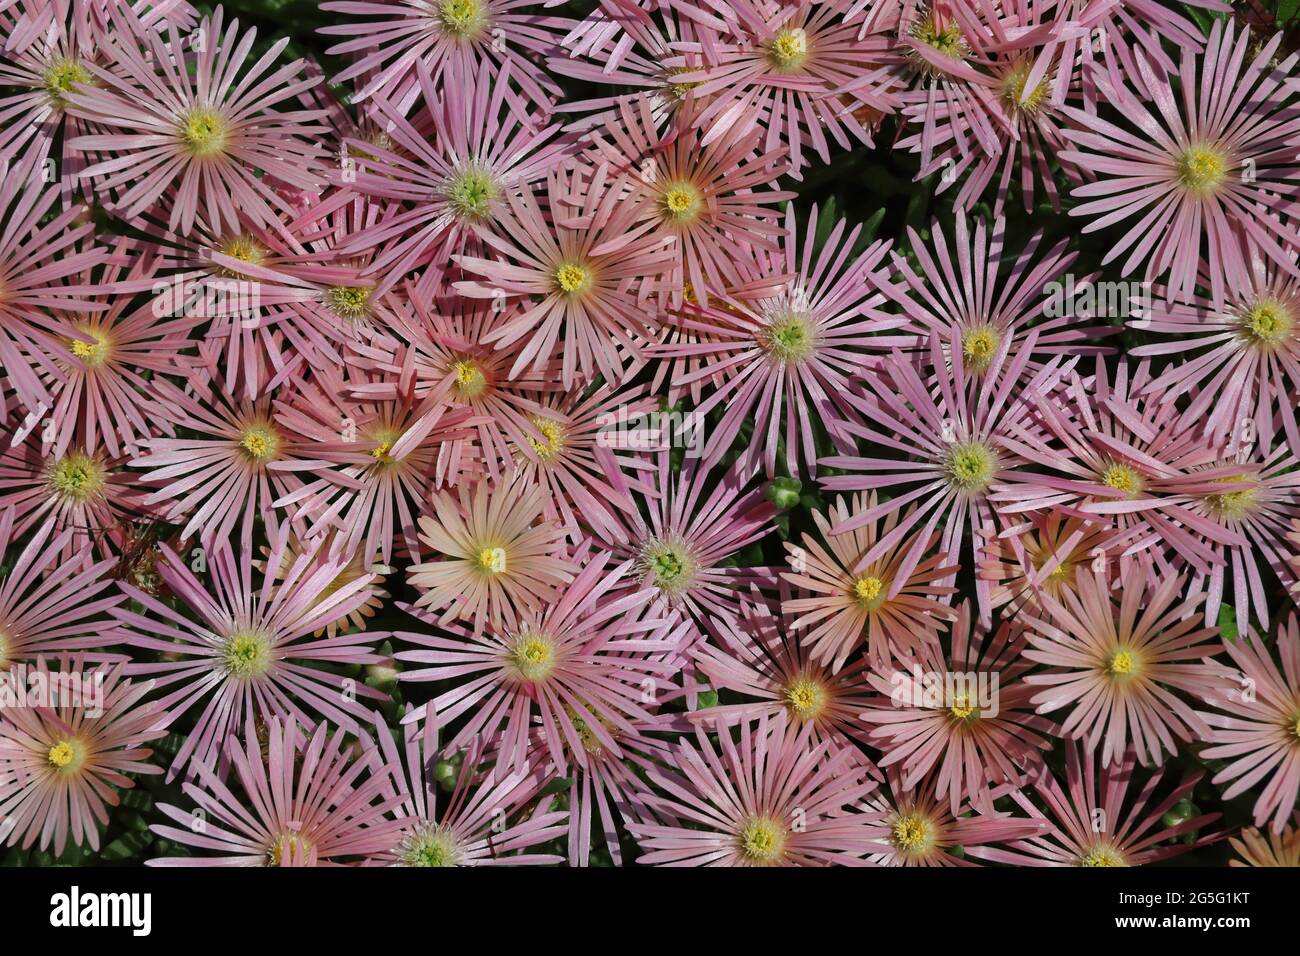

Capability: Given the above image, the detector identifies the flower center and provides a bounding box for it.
[1080,845,1126,867]
[892,813,934,852]
[325,285,372,321]
[48,451,107,504]
[216,233,268,277]
[961,324,1000,372]
[509,632,556,683]
[476,546,507,574]
[852,574,885,609]
[944,440,998,493]
[948,694,980,722]
[998,60,1051,114]
[1107,648,1137,679]
[1238,297,1292,348]
[784,676,829,721]
[659,181,703,225]
[1175,143,1229,195]
[739,815,788,865]
[640,538,698,597]
[911,15,968,69]
[221,629,273,679]
[553,262,593,297]
[239,423,281,463]
[68,327,112,367]
[445,164,499,222]
[1099,462,1143,497]
[759,313,816,364]
[767,26,810,72]
[43,57,92,104]
[267,831,315,867]
[399,823,461,867]
[47,738,86,774]
[435,0,488,39]
[1204,476,1259,523]
[178,107,230,158]
[366,427,402,468]
[451,358,488,399]
[525,417,566,462]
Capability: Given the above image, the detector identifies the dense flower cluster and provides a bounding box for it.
[0,0,1298,868]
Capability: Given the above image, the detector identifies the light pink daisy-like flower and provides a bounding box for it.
[821,331,1063,619]
[1021,572,1227,768]
[0,144,109,420]
[508,381,657,544]
[1198,614,1300,835]
[656,203,907,475]
[408,469,577,634]
[691,587,878,762]
[257,530,390,639]
[1229,819,1300,867]
[0,658,164,857]
[1179,443,1300,636]
[861,606,1055,813]
[993,359,1250,578]
[664,0,900,177]
[968,744,1222,866]
[325,58,574,293]
[886,214,1112,384]
[112,528,388,779]
[782,491,957,671]
[321,0,571,114]
[368,712,567,866]
[1131,257,1300,457]
[130,356,339,551]
[394,552,686,772]
[860,766,1046,866]
[1059,23,1300,305]
[149,716,403,866]
[627,713,882,866]
[582,96,796,304]
[0,431,155,563]
[455,164,678,387]
[0,508,133,669]
[272,357,482,565]
[40,238,199,458]
[596,450,776,629]
[67,6,328,235]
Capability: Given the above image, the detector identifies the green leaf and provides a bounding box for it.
[1217,603,1238,642]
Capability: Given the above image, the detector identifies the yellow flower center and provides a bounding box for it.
[853,574,885,609]
[48,451,107,504]
[451,358,487,398]
[47,739,85,773]
[961,324,1001,372]
[945,440,998,493]
[216,233,268,277]
[1175,143,1229,195]
[525,417,566,462]
[767,26,810,72]
[739,815,787,865]
[660,181,703,225]
[178,107,230,158]
[1080,845,1127,867]
[1239,298,1292,348]
[68,328,111,367]
[239,423,281,463]
[759,313,816,364]
[399,824,460,867]
[325,286,372,322]
[222,629,273,679]
[476,546,507,574]
[1100,462,1143,497]
[43,57,92,104]
[1107,649,1136,678]
[436,0,488,39]
[554,262,593,297]
[1204,476,1259,523]
[509,632,557,683]
[911,15,968,69]
[949,694,979,721]
[892,813,934,852]
[267,831,315,867]
[999,60,1051,114]
[784,676,829,721]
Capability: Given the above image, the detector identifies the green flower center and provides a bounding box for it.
[445,165,499,223]
[68,327,112,367]
[767,26,811,72]
[944,440,998,494]
[178,107,229,158]
[43,57,92,104]
[759,313,816,364]
[509,632,556,683]
[961,324,1001,372]
[325,286,372,321]
[436,0,488,38]
[399,823,461,867]
[739,815,788,865]
[1176,144,1229,195]
[998,60,1051,114]
[911,15,968,69]
[239,423,281,463]
[1204,476,1259,523]
[1238,298,1292,347]
[221,629,274,679]
[48,451,107,503]
[1080,845,1126,867]
[640,537,698,597]
[451,358,488,399]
